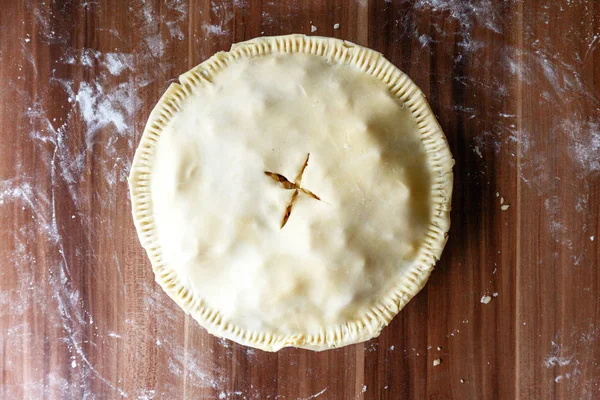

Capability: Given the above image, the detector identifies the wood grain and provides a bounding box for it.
[1,0,599,399]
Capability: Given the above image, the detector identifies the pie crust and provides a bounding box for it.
[129,34,453,351]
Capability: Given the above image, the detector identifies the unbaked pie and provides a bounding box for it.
[129,34,453,351]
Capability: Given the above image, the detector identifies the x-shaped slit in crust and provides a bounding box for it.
[264,154,321,228]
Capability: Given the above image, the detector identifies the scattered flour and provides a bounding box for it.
[201,0,237,37]
[2,2,180,398]
[203,24,228,36]
[412,0,503,51]
[418,34,433,47]
[0,180,37,210]
[542,327,600,397]
[544,344,573,368]
[75,81,138,136]
[136,389,157,400]
[103,53,134,75]
[166,21,185,40]
[562,119,600,175]
[145,34,166,58]
[299,387,328,399]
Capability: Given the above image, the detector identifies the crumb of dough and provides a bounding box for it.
[433,358,441,366]
[334,23,340,29]
[311,25,317,32]
[501,204,510,211]
[481,295,492,304]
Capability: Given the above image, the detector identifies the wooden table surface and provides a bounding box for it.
[1,0,599,399]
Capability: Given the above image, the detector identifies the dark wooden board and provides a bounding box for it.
[1,0,599,399]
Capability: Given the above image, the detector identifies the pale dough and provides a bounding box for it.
[129,35,453,351]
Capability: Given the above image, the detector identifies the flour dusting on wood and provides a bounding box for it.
[2,0,599,398]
